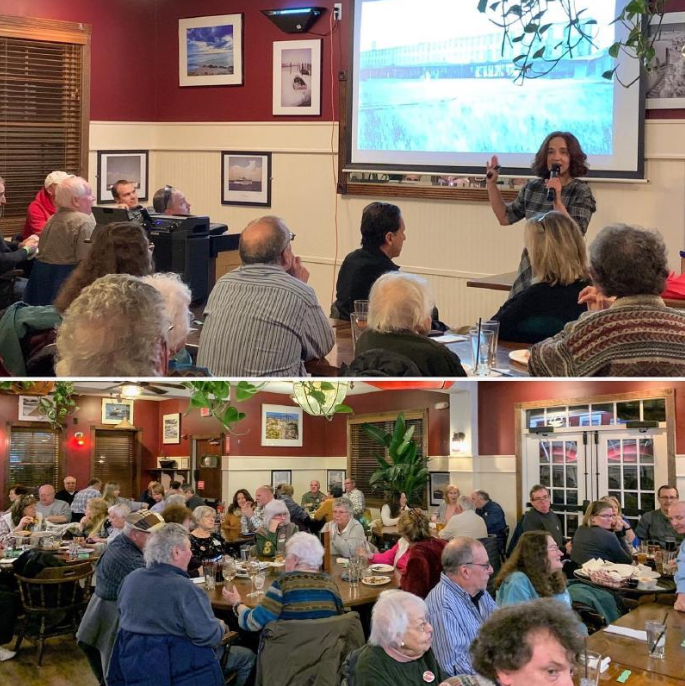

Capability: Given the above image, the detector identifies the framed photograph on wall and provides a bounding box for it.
[18,396,49,422]
[646,13,685,109]
[271,470,292,489]
[221,151,272,206]
[101,398,134,425]
[97,150,148,204]
[162,413,181,444]
[272,39,322,116]
[327,469,346,492]
[178,14,243,87]
[261,404,303,447]
[429,472,451,507]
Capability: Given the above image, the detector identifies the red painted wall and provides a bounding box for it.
[478,381,683,456]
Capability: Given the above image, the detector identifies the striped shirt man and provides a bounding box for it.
[197,263,334,377]
[71,486,102,516]
[425,572,498,676]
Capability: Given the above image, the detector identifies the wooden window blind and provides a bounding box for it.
[347,410,428,508]
[92,430,136,498]
[0,15,90,237]
[8,425,60,491]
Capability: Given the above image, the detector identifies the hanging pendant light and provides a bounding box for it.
[291,381,350,420]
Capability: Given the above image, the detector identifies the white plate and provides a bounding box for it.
[368,563,394,573]
[611,564,638,579]
[509,349,530,366]
[0,558,15,565]
[361,575,392,586]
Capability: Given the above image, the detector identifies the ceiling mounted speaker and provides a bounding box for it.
[261,7,325,33]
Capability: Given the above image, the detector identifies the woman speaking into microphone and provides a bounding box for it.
[485,131,596,298]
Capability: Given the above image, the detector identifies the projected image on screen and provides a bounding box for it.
[350,0,642,177]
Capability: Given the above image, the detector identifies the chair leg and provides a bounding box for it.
[36,638,45,666]
[14,627,24,652]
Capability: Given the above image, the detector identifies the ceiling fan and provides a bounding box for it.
[102,381,180,398]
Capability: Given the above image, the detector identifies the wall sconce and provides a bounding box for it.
[451,431,466,454]
[72,431,86,448]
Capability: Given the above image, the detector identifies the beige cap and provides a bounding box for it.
[44,171,72,188]
[126,510,165,532]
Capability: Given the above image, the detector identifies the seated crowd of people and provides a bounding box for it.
[2,169,685,377]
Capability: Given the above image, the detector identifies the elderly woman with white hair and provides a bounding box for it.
[354,589,446,686]
[352,272,466,377]
[105,503,131,542]
[223,531,343,632]
[254,499,299,558]
[189,505,225,567]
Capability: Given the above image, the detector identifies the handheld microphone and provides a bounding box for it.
[546,163,561,202]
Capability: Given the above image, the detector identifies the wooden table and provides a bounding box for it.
[207,562,400,611]
[598,661,684,684]
[587,603,685,681]
[466,271,517,292]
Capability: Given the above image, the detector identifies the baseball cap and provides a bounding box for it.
[126,510,165,532]
[44,171,72,188]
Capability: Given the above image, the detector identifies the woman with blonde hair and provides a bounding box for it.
[600,495,636,553]
[492,211,588,343]
[570,500,633,566]
[76,497,110,542]
[434,485,460,525]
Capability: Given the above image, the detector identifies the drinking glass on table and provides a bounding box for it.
[469,328,494,376]
[576,650,602,686]
[246,557,261,598]
[253,571,266,596]
[351,313,369,351]
[353,300,369,316]
[636,542,648,566]
[222,556,237,588]
[646,620,667,659]
[479,319,500,368]
[348,554,361,588]
[204,561,217,591]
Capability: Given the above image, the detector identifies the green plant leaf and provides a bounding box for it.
[363,423,391,447]
[333,404,353,414]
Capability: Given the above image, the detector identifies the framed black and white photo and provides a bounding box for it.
[162,413,181,444]
[646,13,685,109]
[18,396,49,422]
[327,469,346,492]
[97,150,148,204]
[101,398,134,425]
[261,404,303,447]
[429,472,451,507]
[179,14,243,87]
[272,39,322,116]
[271,470,292,490]
[221,151,272,206]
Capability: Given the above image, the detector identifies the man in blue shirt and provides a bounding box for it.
[472,490,508,553]
[668,501,685,613]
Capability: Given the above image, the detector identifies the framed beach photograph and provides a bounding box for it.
[261,404,303,447]
[327,469,346,492]
[179,14,243,87]
[272,39,322,116]
[271,470,292,490]
[162,413,181,444]
[97,150,148,204]
[221,151,272,206]
[646,13,685,109]
[101,398,134,426]
[18,396,49,422]
[429,472,451,507]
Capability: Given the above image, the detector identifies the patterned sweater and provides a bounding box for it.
[529,295,685,377]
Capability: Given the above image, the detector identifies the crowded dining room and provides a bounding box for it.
[0,379,684,685]
[1,0,685,377]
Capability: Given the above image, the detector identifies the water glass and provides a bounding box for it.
[222,557,237,588]
[576,650,602,686]
[353,300,369,315]
[480,320,500,367]
[351,312,369,350]
[469,328,494,376]
[646,620,667,659]
[204,561,217,591]
[254,571,266,596]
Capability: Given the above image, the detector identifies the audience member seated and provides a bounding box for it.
[55,274,170,376]
[180,484,205,511]
[223,531,343,632]
[301,479,327,513]
[471,490,508,554]
[56,475,78,506]
[5,485,29,510]
[275,483,311,531]
[159,504,193,529]
[110,179,141,211]
[354,589,446,686]
[313,484,343,524]
[426,537,497,677]
[152,185,192,215]
[491,211,587,343]
[380,491,408,526]
[435,484,461,525]
[25,176,96,305]
[495,532,570,607]
[241,485,274,532]
[23,171,72,238]
[190,506,226,567]
[101,481,146,511]
[0,176,38,277]
[343,477,366,518]
[75,498,110,543]
[570,501,633,566]
[222,489,254,539]
[105,504,130,543]
[197,215,334,376]
[54,222,154,314]
[439,496,487,541]
[108,523,255,686]
[530,224,685,376]
[0,495,39,543]
[322,498,367,558]
[521,485,564,548]
[353,272,466,377]
[148,483,166,513]
[255,499,298,558]
[35,483,71,523]
[600,495,636,554]
[70,478,103,523]
[462,599,584,686]
[636,484,682,547]
[77,510,165,686]
[668,501,685,612]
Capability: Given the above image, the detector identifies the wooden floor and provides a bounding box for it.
[0,636,98,686]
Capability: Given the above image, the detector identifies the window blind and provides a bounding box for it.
[8,426,59,490]
[93,430,136,498]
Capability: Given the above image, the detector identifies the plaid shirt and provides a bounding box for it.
[94,532,145,600]
[70,487,101,514]
[345,488,365,516]
[506,177,596,297]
